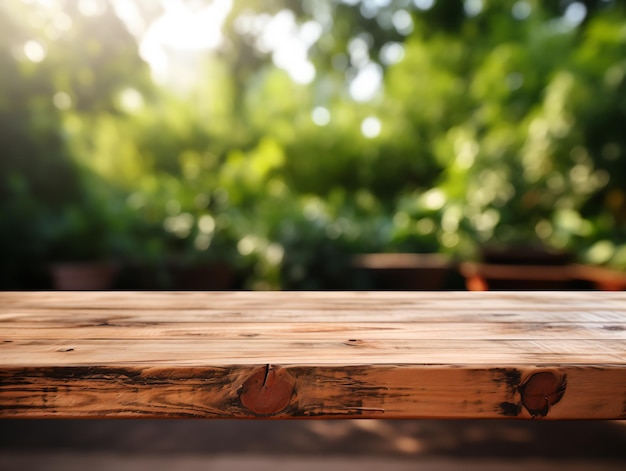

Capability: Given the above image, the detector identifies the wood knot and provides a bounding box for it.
[520,372,566,417]
[240,365,295,416]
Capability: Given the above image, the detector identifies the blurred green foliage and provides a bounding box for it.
[1,0,626,289]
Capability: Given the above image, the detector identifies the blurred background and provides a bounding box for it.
[1,418,625,470]
[2,3,626,469]
[2,0,626,291]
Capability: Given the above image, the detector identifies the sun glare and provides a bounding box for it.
[139,0,232,84]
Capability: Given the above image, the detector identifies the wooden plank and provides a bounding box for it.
[3,322,626,340]
[2,290,626,311]
[1,292,626,420]
[4,309,625,323]
[2,338,625,365]
[2,292,625,324]
[1,365,624,419]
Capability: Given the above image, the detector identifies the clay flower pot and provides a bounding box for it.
[50,261,119,290]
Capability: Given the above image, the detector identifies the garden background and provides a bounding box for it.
[2,0,626,290]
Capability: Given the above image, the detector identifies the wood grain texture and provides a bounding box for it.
[1,291,625,420]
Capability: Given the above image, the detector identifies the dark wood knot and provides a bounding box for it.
[520,372,566,417]
[240,365,295,416]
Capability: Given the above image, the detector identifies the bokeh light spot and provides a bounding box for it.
[361,116,382,138]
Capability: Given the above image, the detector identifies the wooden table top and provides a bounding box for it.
[1,291,625,420]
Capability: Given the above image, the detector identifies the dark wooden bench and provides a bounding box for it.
[1,292,625,419]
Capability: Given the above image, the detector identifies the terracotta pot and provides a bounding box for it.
[50,262,119,290]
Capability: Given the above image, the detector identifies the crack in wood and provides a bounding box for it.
[262,364,271,387]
